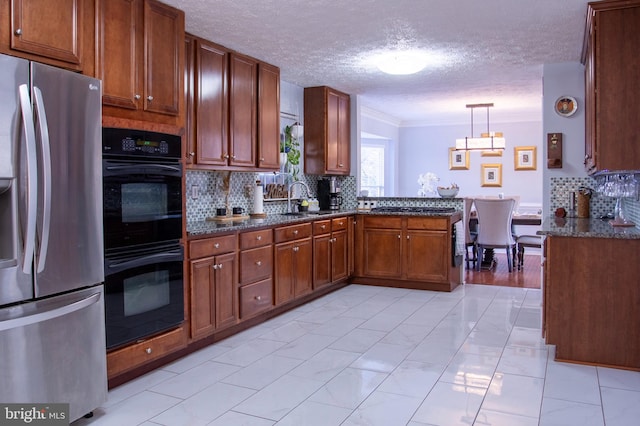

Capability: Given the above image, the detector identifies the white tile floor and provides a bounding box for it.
[73,284,640,426]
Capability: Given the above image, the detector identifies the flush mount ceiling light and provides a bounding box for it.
[374,50,429,75]
[455,103,506,151]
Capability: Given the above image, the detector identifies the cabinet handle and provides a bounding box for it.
[255,296,262,301]
[223,154,230,159]
[212,264,218,270]
[134,94,141,100]
[339,163,344,167]
[256,261,262,266]
[147,95,153,101]
[260,157,265,161]
[321,225,326,229]
[293,246,299,252]
[338,221,343,225]
[189,151,195,157]
[14,28,22,36]
[407,235,410,239]
[214,243,220,248]
[231,154,236,159]
[218,263,223,269]
[145,347,152,354]
[256,235,262,241]
[293,230,299,235]
[397,235,401,239]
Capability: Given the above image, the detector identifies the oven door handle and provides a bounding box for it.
[105,249,184,275]
[103,162,182,177]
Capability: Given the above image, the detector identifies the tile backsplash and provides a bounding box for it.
[550,176,640,226]
[185,170,356,222]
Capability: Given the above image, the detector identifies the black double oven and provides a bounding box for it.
[102,128,184,350]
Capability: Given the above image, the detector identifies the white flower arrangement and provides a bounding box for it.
[417,172,439,196]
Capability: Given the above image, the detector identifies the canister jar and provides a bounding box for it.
[577,187,593,218]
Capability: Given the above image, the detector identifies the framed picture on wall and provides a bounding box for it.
[514,146,537,170]
[481,163,502,187]
[449,148,470,170]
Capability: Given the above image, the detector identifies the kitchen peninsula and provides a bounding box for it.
[539,216,640,371]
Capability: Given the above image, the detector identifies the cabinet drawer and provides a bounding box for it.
[274,223,312,243]
[239,229,272,250]
[239,245,273,285]
[239,278,273,319]
[313,220,331,235]
[331,217,348,231]
[363,216,402,229]
[406,217,448,230]
[107,326,186,378]
[189,234,237,259]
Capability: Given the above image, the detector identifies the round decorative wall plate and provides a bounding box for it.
[555,96,578,117]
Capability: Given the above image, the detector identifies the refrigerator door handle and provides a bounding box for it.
[18,84,37,275]
[32,86,52,273]
[0,291,101,332]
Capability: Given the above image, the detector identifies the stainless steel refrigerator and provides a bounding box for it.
[0,53,106,422]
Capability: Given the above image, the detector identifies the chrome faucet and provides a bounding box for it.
[287,181,311,213]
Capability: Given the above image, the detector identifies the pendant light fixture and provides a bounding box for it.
[455,103,506,150]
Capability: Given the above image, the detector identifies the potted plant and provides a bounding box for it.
[281,124,301,180]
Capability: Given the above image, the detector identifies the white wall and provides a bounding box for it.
[396,121,543,205]
[542,62,587,211]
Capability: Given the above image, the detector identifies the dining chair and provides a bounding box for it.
[474,198,517,272]
[515,234,542,270]
[463,198,477,269]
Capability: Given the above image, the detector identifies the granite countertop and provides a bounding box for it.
[538,216,640,239]
[187,210,357,237]
[187,208,463,237]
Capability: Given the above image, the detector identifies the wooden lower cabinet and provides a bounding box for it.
[107,325,186,379]
[188,234,238,340]
[238,228,274,320]
[544,235,640,370]
[354,214,461,291]
[313,217,349,289]
[274,238,312,304]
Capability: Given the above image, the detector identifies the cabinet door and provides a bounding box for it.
[293,238,313,297]
[405,230,448,282]
[362,228,402,278]
[97,0,140,110]
[274,242,295,305]
[143,0,183,116]
[196,39,228,165]
[184,34,196,164]
[325,90,340,173]
[189,257,216,339]
[336,92,350,174]
[229,52,257,167]
[313,234,332,289]
[214,252,238,329]
[257,62,280,170]
[10,0,82,67]
[331,229,348,282]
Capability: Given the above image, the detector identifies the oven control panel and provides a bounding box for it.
[102,127,181,159]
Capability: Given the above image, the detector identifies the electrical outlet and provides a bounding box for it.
[191,185,199,199]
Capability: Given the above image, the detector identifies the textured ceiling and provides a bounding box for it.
[163,0,596,126]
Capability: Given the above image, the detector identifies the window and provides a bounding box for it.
[360,141,388,196]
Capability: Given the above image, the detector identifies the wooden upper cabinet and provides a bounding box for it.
[304,86,351,175]
[229,53,257,167]
[195,38,228,166]
[257,62,280,170]
[583,0,640,174]
[184,33,280,171]
[97,0,184,126]
[1,0,89,71]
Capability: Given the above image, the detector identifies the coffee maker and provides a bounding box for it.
[317,177,342,211]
